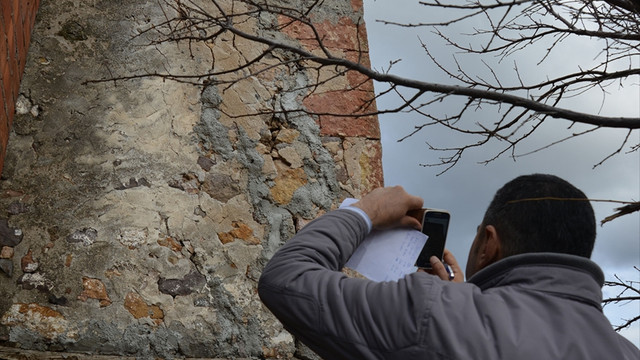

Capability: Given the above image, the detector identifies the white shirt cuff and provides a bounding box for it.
[339,198,373,233]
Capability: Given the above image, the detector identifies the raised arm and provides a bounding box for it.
[258,187,437,359]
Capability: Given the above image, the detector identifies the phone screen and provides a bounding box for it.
[414,211,450,269]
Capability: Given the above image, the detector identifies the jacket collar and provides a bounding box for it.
[467,253,605,309]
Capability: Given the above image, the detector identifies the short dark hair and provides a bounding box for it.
[482,174,596,258]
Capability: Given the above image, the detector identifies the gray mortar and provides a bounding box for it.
[224,115,299,260]
[6,327,49,351]
[195,86,234,160]
[64,320,125,355]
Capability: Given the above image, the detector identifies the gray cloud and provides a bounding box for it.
[364,0,640,346]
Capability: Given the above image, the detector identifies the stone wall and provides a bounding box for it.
[0,0,382,358]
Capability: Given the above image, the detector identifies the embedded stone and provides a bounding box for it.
[66,228,98,246]
[168,172,201,194]
[261,154,277,179]
[275,128,300,144]
[7,201,29,215]
[270,167,307,205]
[322,137,343,157]
[58,20,88,41]
[201,173,241,203]
[0,259,13,277]
[65,254,73,267]
[118,228,148,249]
[78,277,112,307]
[21,249,39,273]
[18,272,54,292]
[124,292,164,325]
[158,270,206,297]
[48,294,69,306]
[15,94,32,115]
[194,205,207,217]
[217,222,259,245]
[230,222,256,243]
[0,219,24,247]
[336,166,349,184]
[217,232,235,244]
[157,237,183,252]
[359,140,384,192]
[278,147,304,168]
[0,246,14,259]
[197,155,216,171]
[124,293,148,318]
[0,303,67,340]
[115,177,151,190]
[255,142,270,154]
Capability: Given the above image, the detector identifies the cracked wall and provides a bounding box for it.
[0,0,382,359]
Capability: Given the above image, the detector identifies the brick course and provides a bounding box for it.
[0,0,40,172]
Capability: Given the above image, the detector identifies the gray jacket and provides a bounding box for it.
[258,210,639,359]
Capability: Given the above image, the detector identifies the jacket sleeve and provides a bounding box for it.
[257,210,440,359]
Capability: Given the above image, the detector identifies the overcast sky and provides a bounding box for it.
[362,0,640,346]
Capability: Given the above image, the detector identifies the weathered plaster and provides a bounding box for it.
[0,0,382,358]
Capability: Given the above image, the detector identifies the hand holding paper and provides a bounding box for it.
[344,228,427,282]
[352,186,424,230]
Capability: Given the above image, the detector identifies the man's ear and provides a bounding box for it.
[477,225,503,269]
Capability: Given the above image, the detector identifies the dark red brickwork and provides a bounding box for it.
[280,0,381,140]
[0,0,40,172]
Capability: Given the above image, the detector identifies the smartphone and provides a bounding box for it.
[414,209,450,269]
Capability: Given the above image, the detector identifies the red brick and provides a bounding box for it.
[317,115,380,138]
[2,64,11,88]
[0,6,9,29]
[2,1,13,31]
[4,26,14,73]
[351,0,363,12]
[12,0,20,23]
[304,88,380,138]
[0,21,8,80]
[2,65,13,103]
[280,14,380,139]
[8,58,19,101]
[15,40,25,74]
[0,93,6,121]
[0,104,9,168]
[4,92,15,123]
[3,72,16,117]
[0,0,40,173]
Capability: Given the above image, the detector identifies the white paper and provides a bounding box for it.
[345,228,427,282]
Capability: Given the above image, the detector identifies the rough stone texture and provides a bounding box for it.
[0,219,23,248]
[0,259,12,278]
[1,303,67,341]
[123,292,164,326]
[0,0,382,358]
[0,246,14,259]
[77,277,112,308]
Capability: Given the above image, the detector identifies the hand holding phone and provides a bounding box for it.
[414,209,450,270]
[423,249,464,282]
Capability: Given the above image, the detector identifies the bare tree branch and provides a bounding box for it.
[603,269,640,331]
[84,0,639,173]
